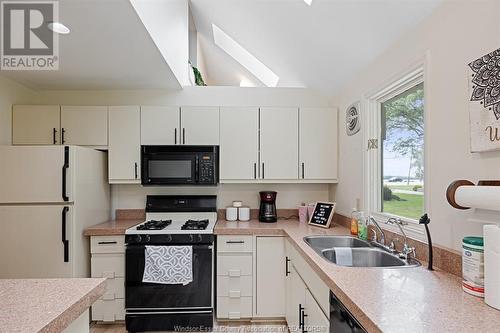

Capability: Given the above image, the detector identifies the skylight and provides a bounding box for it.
[212,24,279,87]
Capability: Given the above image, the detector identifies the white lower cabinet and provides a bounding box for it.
[90,236,125,322]
[255,236,286,317]
[216,236,253,320]
[304,289,329,333]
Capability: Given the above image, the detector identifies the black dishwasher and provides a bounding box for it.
[330,292,366,333]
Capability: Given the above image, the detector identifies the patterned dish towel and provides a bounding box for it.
[142,246,193,285]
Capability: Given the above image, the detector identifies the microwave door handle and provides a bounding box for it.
[195,156,199,183]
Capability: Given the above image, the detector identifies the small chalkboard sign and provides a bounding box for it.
[308,201,336,228]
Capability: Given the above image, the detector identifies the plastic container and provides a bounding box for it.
[350,208,358,236]
[357,212,367,240]
[462,236,484,297]
[298,205,308,223]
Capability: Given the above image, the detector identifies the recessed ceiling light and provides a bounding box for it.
[303,0,312,5]
[48,22,70,34]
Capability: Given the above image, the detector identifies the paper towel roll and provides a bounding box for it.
[456,186,500,211]
[484,224,500,310]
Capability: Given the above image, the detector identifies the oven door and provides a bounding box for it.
[142,152,196,185]
[125,244,213,310]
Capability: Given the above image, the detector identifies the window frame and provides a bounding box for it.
[363,62,428,241]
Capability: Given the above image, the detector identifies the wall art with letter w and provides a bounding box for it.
[468,47,500,152]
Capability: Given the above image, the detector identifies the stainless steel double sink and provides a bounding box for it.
[304,235,420,268]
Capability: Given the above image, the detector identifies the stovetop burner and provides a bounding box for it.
[137,219,172,230]
[181,219,209,230]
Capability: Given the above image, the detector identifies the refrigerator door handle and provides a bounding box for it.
[62,206,69,263]
[62,147,69,201]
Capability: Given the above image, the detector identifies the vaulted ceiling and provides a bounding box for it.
[190,0,441,95]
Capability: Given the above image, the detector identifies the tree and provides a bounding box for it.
[383,83,424,181]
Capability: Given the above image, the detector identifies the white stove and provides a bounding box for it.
[126,212,217,235]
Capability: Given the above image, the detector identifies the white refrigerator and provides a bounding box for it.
[0,145,110,278]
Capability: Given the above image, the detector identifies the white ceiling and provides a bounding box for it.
[190,0,442,94]
[0,0,181,90]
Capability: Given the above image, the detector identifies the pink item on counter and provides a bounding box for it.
[298,205,308,223]
[307,203,316,220]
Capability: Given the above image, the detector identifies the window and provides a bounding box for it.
[365,67,425,224]
[381,83,424,220]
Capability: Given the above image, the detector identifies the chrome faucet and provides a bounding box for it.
[368,216,386,245]
[386,217,416,260]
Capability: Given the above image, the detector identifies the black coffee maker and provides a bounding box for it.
[259,191,277,223]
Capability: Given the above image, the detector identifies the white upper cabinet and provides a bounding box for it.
[260,107,299,180]
[108,106,141,184]
[60,106,108,146]
[299,108,338,181]
[180,106,220,145]
[220,107,259,180]
[141,106,180,145]
[12,105,60,145]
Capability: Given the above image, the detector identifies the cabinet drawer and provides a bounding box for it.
[92,298,125,322]
[101,277,124,300]
[91,253,125,278]
[217,236,253,253]
[217,255,252,276]
[91,236,125,254]
[217,276,252,297]
[217,296,252,319]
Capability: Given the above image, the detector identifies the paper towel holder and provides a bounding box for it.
[446,179,500,210]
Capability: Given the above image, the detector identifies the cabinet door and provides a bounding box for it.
[260,107,298,180]
[220,107,259,180]
[12,105,60,145]
[299,107,338,180]
[108,106,141,183]
[256,236,286,317]
[141,106,180,145]
[180,106,219,145]
[304,288,330,333]
[286,265,306,331]
[60,106,108,146]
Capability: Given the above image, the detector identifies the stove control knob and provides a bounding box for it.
[166,235,173,242]
[189,234,194,242]
[135,235,142,243]
[197,234,203,242]
[144,234,150,242]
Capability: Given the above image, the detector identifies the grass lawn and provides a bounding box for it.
[383,192,423,220]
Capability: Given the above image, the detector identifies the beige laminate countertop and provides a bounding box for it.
[83,219,142,236]
[215,219,500,333]
[0,278,106,333]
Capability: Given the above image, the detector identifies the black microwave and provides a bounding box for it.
[141,146,219,186]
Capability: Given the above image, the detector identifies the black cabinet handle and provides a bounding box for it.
[182,128,186,144]
[62,147,69,201]
[174,128,177,144]
[53,128,57,144]
[302,162,305,179]
[61,128,66,144]
[262,163,265,179]
[254,163,257,179]
[62,206,69,262]
[134,162,138,179]
[285,256,290,276]
[98,241,117,245]
[300,304,308,333]
[226,240,245,244]
[299,304,304,329]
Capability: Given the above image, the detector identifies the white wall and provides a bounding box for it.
[333,0,500,251]
[0,75,34,144]
[28,86,333,216]
[130,0,190,87]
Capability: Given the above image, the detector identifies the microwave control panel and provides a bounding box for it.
[198,154,215,183]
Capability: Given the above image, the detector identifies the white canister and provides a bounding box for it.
[238,207,250,221]
[226,207,238,221]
